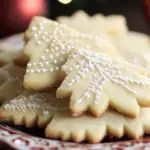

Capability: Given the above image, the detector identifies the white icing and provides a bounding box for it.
[62,50,150,104]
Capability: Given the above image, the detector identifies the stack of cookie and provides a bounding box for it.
[0,16,150,144]
[57,11,150,76]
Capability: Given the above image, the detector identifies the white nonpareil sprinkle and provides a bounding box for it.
[26,18,114,74]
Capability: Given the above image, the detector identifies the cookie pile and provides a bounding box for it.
[58,11,150,75]
[0,15,150,144]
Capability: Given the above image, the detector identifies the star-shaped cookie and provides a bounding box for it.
[23,16,119,90]
[57,49,150,117]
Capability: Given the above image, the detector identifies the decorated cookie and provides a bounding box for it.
[23,16,119,90]
[0,63,25,104]
[57,50,150,117]
[0,89,68,128]
[0,89,150,143]
[113,31,150,75]
[57,10,128,37]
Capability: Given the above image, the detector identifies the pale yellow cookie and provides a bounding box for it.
[113,31,150,75]
[1,88,150,143]
[0,33,25,65]
[57,10,128,37]
[104,15,128,36]
[57,11,107,37]
[46,108,150,143]
[57,49,150,117]
[0,89,68,128]
[24,16,119,90]
[0,63,25,104]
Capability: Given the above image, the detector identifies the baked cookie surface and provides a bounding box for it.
[113,31,150,75]
[0,33,25,66]
[0,63,25,104]
[57,11,128,37]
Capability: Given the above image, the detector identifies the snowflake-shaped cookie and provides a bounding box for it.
[0,63,25,104]
[23,16,119,90]
[57,10,128,37]
[57,50,150,117]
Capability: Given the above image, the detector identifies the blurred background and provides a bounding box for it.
[0,0,149,38]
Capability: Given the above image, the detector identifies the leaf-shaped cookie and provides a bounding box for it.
[0,63,25,104]
[23,16,120,90]
[57,50,150,117]
[57,10,128,37]
[1,89,150,144]
[0,89,68,128]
